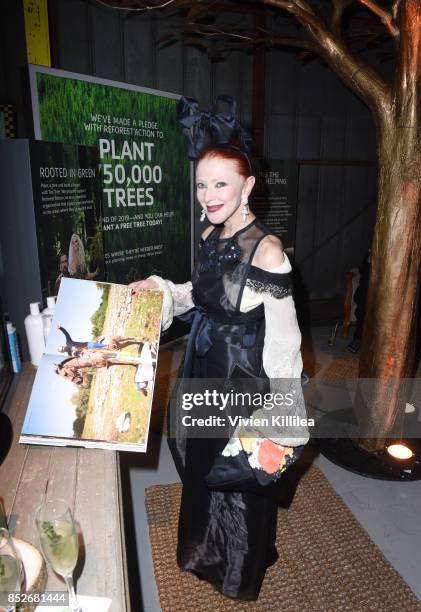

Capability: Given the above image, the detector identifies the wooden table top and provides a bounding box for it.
[0,365,129,611]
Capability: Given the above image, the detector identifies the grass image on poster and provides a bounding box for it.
[34,69,190,284]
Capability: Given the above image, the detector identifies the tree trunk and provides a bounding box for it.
[357,0,421,446]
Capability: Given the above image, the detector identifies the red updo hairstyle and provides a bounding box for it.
[196,143,252,179]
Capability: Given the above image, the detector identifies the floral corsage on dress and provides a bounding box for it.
[204,413,305,491]
[222,431,301,486]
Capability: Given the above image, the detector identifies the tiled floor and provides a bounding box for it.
[128,327,421,611]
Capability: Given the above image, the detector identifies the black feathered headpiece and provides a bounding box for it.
[177,95,253,161]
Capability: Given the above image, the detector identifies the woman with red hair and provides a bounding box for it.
[132,144,308,601]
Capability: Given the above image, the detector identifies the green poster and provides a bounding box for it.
[30,140,105,298]
[30,66,191,285]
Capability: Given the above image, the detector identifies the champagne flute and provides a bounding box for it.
[0,528,22,612]
[35,499,81,612]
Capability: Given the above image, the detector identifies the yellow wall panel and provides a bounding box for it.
[23,0,51,67]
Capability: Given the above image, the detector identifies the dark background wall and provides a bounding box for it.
[0,0,389,317]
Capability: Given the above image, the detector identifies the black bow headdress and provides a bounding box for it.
[177,95,253,161]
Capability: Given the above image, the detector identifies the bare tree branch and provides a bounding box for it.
[94,0,192,11]
[186,25,257,44]
[392,0,401,20]
[357,0,400,38]
[97,0,393,123]
[263,0,392,121]
[263,0,316,15]
[182,22,318,53]
[331,0,355,36]
[395,0,421,131]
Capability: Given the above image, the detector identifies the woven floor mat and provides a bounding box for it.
[318,352,359,382]
[317,353,421,383]
[145,465,421,612]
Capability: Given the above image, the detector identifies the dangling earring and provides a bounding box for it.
[200,209,207,222]
[241,197,249,222]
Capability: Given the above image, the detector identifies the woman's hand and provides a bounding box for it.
[130,278,159,295]
[86,267,100,280]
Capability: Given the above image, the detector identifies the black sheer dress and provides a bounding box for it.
[165,218,305,601]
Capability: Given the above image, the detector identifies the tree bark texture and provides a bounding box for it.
[358,0,421,441]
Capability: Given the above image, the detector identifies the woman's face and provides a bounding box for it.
[196,156,254,226]
[71,236,80,252]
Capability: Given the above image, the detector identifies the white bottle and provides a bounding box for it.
[24,302,45,367]
[42,296,56,343]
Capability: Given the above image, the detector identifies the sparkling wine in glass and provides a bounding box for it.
[35,499,81,611]
[0,528,22,612]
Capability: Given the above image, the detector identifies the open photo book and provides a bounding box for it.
[20,278,163,452]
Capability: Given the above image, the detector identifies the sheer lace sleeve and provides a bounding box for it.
[261,278,309,446]
[167,281,194,315]
[244,257,309,446]
[148,276,194,331]
[262,293,303,379]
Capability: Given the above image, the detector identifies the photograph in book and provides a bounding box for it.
[20,278,163,452]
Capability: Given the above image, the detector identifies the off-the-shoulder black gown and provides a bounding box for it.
[167,219,302,600]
